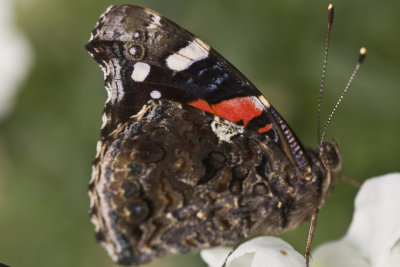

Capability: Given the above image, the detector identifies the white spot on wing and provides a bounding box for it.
[195,37,211,51]
[144,9,162,29]
[129,46,136,56]
[89,32,95,42]
[101,113,108,129]
[211,117,244,143]
[104,82,113,104]
[150,90,161,99]
[166,39,210,72]
[112,59,121,79]
[258,95,271,108]
[101,59,124,104]
[252,96,265,111]
[131,62,151,82]
[115,80,124,102]
[149,14,161,28]
[94,140,103,158]
[130,103,150,119]
[100,60,110,80]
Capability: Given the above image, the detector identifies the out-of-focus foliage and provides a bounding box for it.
[0,0,398,266]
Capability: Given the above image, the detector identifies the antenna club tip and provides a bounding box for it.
[359,47,367,63]
[328,4,334,26]
[360,47,367,55]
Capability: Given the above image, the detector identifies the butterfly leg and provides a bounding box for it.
[305,208,319,267]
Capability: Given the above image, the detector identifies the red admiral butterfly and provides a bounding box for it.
[86,4,364,266]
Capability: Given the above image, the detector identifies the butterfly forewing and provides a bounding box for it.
[87,5,260,136]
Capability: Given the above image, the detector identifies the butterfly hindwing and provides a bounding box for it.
[90,99,309,265]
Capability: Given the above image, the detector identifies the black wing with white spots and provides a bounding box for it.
[86,5,261,138]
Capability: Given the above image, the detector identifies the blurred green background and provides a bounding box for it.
[0,0,399,266]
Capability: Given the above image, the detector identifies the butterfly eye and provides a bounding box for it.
[320,141,341,171]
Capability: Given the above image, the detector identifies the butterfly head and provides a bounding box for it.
[318,138,342,205]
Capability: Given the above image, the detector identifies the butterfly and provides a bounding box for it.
[86,5,342,266]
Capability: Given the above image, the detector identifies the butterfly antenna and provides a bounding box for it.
[317,3,334,143]
[320,47,367,144]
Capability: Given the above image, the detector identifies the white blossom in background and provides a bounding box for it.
[200,173,400,267]
[0,0,32,120]
[311,172,400,267]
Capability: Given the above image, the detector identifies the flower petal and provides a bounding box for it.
[201,237,305,267]
[311,240,370,267]
[343,173,400,267]
[200,246,231,267]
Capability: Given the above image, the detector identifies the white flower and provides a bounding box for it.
[201,236,305,267]
[0,0,32,119]
[311,172,400,267]
[200,173,400,267]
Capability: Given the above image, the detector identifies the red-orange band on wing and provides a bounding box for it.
[188,99,213,114]
[257,123,271,133]
[188,97,263,127]
[211,97,262,126]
